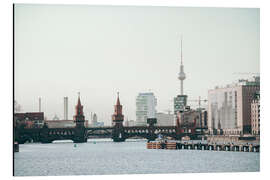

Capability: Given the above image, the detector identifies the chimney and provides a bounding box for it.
[64,97,68,120]
[39,97,41,112]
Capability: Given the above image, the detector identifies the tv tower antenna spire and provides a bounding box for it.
[181,35,183,65]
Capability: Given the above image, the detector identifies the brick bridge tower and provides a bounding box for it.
[112,92,125,142]
[73,92,87,143]
[74,92,85,128]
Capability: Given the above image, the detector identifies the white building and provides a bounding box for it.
[92,113,98,124]
[125,120,136,127]
[136,92,157,126]
[208,76,260,135]
[251,93,260,135]
[156,112,175,126]
[89,113,104,127]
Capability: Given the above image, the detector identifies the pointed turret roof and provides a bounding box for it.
[77,92,81,107]
[116,92,121,105]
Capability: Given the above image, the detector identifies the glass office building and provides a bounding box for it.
[136,92,157,126]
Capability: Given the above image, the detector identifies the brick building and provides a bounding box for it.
[44,120,89,128]
[14,112,44,128]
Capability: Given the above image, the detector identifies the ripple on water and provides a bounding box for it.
[14,140,260,176]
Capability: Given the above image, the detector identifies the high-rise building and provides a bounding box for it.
[201,109,208,128]
[251,92,260,135]
[136,92,157,126]
[195,108,208,129]
[89,113,104,127]
[174,95,188,114]
[156,112,175,126]
[14,112,44,128]
[125,120,136,127]
[208,76,260,135]
[92,113,98,124]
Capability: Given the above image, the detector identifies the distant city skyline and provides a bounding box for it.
[14,4,259,125]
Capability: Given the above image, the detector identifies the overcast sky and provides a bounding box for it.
[14,4,259,125]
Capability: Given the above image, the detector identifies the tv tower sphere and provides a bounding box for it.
[178,68,186,80]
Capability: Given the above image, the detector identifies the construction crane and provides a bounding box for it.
[169,96,207,109]
[188,96,207,109]
[233,72,259,75]
[188,96,208,133]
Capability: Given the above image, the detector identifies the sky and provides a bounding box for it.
[14,4,259,125]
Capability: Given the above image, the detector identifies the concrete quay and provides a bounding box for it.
[147,141,259,152]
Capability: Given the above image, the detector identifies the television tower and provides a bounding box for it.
[178,36,186,95]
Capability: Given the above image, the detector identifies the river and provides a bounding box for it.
[14,139,260,176]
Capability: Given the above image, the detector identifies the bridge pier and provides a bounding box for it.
[39,127,52,143]
[73,128,87,143]
[146,134,157,142]
[112,128,126,142]
[40,139,53,143]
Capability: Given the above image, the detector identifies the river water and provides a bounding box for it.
[14,139,260,176]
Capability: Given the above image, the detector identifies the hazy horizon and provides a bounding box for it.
[14,4,259,125]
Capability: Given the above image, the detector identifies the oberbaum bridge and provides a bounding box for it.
[15,93,199,143]
[14,94,260,152]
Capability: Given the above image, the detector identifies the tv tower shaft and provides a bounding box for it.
[178,36,186,95]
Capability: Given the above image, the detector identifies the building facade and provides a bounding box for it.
[208,77,260,135]
[14,112,44,128]
[44,120,89,128]
[124,120,136,127]
[136,92,157,126]
[201,109,208,128]
[251,94,260,135]
[89,113,104,127]
[194,108,208,129]
[176,110,198,134]
[156,112,175,126]
[92,113,98,124]
[174,95,188,114]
